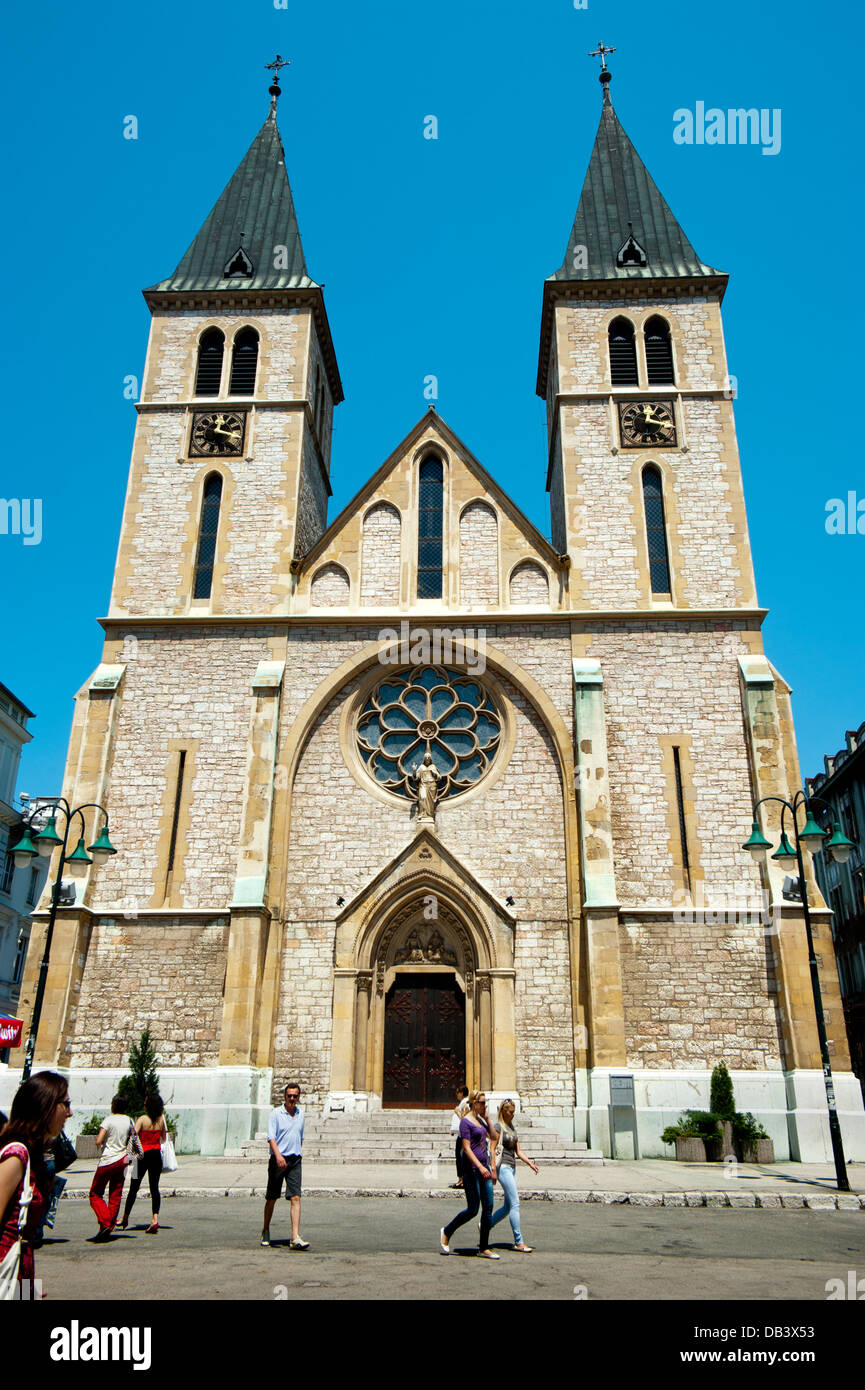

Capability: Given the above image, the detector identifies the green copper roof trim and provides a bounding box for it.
[148,107,315,293]
[549,96,720,284]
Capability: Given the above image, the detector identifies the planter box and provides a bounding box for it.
[739,1137,775,1164]
[74,1135,99,1160]
[674,1136,706,1162]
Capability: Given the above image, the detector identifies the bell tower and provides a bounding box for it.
[110,58,343,618]
[537,53,757,614]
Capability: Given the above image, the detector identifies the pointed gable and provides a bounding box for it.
[298,411,564,613]
[147,107,314,292]
[549,91,720,284]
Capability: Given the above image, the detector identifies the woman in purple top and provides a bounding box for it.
[439,1090,499,1259]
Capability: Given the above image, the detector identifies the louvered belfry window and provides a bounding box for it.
[645,316,674,385]
[194,328,225,396]
[228,327,259,396]
[642,466,672,594]
[417,456,444,599]
[608,317,638,385]
[193,473,223,599]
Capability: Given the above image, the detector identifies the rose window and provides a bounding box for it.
[357,666,502,800]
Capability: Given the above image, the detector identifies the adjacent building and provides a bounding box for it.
[8,62,865,1159]
[0,683,49,1053]
[807,722,865,1099]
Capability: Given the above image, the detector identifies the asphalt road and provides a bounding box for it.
[31,1197,865,1301]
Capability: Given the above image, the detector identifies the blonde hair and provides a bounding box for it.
[497,1099,516,1123]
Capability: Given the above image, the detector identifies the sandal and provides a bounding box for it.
[477,1250,500,1259]
[514,1244,534,1253]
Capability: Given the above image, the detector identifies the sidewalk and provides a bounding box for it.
[60,1156,865,1209]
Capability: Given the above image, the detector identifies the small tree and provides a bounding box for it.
[117,1029,160,1114]
[710,1061,735,1119]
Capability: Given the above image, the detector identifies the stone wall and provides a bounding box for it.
[459,501,499,605]
[579,622,764,906]
[361,504,401,605]
[70,918,229,1069]
[92,627,274,911]
[310,564,351,607]
[618,915,782,1070]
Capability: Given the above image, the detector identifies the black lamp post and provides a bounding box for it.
[743,791,856,1192]
[13,798,117,1082]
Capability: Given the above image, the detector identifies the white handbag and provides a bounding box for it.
[160,1136,178,1172]
[0,1143,32,1301]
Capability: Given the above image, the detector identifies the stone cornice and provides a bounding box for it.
[99,608,768,630]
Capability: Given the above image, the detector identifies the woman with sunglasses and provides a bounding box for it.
[0,1072,72,1298]
[439,1089,499,1259]
[489,1098,538,1252]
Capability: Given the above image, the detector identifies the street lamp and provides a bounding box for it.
[14,798,117,1082]
[742,790,856,1191]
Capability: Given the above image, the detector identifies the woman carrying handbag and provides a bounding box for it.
[0,1072,72,1299]
[120,1094,166,1234]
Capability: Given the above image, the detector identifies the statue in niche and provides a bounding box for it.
[413,752,440,820]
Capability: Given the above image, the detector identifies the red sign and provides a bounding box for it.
[0,1018,23,1047]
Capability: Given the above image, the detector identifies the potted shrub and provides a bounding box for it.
[661,1121,707,1162]
[75,1113,104,1160]
[734,1112,774,1164]
[685,1110,724,1161]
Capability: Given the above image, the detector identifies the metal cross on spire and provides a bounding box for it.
[265,53,290,105]
[589,41,616,103]
[588,41,616,72]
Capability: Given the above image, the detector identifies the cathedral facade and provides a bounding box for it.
[14,68,865,1159]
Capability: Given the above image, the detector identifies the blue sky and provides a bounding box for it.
[1,0,862,799]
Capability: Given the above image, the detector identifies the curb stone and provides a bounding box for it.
[58,1187,862,1208]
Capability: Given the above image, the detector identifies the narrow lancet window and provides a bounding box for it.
[417,456,444,599]
[194,328,224,397]
[608,317,638,385]
[642,466,672,594]
[193,473,223,599]
[645,316,674,384]
[228,327,259,395]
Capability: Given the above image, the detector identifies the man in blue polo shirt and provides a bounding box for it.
[260,1082,310,1249]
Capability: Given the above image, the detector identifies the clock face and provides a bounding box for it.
[189,410,246,457]
[618,400,677,448]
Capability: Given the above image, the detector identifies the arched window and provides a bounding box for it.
[645,316,674,385]
[642,466,671,594]
[194,328,224,397]
[608,317,638,386]
[193,473,223,599]
[228,328,259,395]
[417,456,444,599]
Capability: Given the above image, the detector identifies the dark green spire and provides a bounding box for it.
[549,77,720,283]
[148,104,314,293]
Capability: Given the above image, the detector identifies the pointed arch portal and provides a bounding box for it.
[329,868,517,1109]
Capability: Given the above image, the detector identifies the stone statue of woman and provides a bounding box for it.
[413,752,440,820]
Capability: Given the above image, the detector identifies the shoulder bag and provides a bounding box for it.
[0,1143,33,1301]
[126,1119,144,1163]
[53,1129,77,1173]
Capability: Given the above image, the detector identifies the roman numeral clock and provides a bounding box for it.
[617,400,677,447]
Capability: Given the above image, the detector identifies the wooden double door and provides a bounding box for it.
[382,973,466,1108]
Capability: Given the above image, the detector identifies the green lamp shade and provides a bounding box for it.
[87,827,117,865]
[826,823,856,865]
[799,812,828,853]
[12,829,38,868]
[742,821,772,861]
[770,832,797,865]
[34,815,63,857]
[66,836,93,865]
